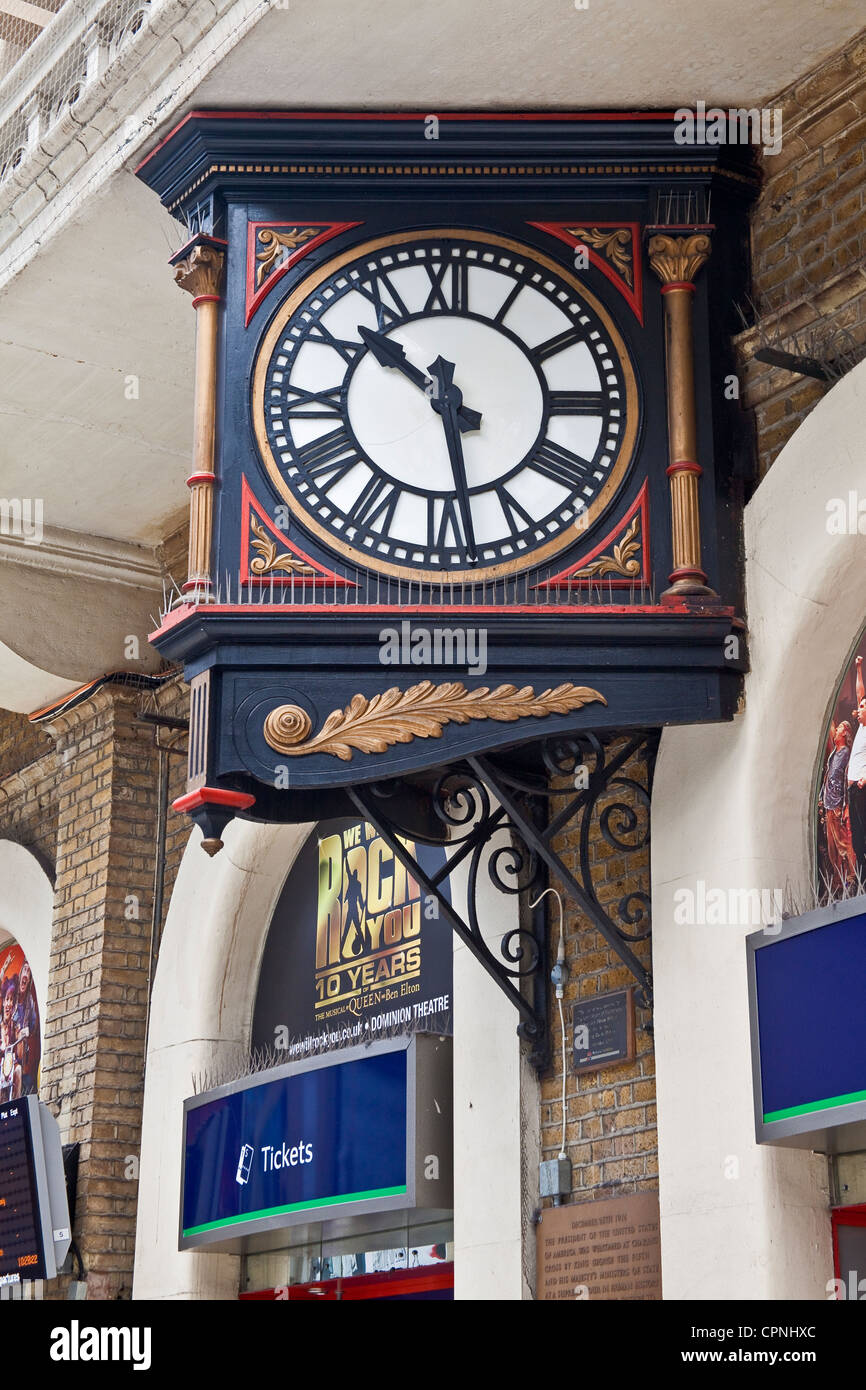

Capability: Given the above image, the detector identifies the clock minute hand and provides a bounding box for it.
[427,354,479,566]
[358,326,482,433]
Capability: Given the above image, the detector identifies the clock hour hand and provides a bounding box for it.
[358,325,482,433]
[427,354,479,566]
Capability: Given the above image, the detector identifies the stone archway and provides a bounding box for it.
[651,358,866,1299]
[133,803,533,1300]
[132,817,312,1300]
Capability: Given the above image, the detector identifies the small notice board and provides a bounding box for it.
[572,987,635,1072]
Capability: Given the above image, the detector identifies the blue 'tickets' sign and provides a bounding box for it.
[181,1046,408,1247]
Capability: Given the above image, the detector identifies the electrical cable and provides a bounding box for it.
[530,887,568,1157]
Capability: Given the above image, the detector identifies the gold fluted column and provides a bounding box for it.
[171,235,226,602]
[647,231,717,602]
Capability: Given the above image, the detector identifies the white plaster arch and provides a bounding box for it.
[132,817,313,1300]
[651,357,866,1300]
[133,805,533,1300]
[0,839,53,1023]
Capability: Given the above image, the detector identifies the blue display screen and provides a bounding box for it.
[182,1048,408,1240]
[754,911,866,1122]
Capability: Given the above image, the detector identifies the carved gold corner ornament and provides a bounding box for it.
[569,227,633,287]
[174,242,225,299]
[263,680,607,761]
[572,515,641,580]
[647,233,711,287]
[256,227,319,286]
[249,516,316,576]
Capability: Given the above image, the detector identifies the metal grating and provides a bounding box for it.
[0,0,156,185]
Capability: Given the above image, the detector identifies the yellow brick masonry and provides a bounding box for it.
[736,28,866,478]
[38,686,162,1300]
[542,739,657,1203]
[0,710,58,871]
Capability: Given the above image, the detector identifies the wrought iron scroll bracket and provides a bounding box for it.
[348,729,658,1075]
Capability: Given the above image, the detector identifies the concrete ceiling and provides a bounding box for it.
[0,172,193,548]
[190,0,865,111]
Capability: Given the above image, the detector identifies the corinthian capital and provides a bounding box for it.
[647,233,711,286]
[173,240,225,299]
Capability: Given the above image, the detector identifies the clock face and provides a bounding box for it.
[252,229,639,581]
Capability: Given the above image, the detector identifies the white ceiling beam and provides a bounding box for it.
[0,0,55,28]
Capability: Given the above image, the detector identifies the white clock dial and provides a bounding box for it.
[252,230,639,580]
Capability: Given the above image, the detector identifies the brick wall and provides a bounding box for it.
[737,29,866,478]
[39,687,161,1299]
[0,709,52,782]
[541,738,656,1204]
[0,709,57,873]
[148,674,192,944]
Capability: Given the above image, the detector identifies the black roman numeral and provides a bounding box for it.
[283,385,343,419]
[531,326,584,362]
[353,270,408,327]
[548,391,605,415]
[493,278,523,324]
[306,321,364,364]
[349,474,399,532]
[297,426,359,486]
[429,496,464,550]
[421,256,471,314]
[495,485,534,537]
[450,259,469,313]
[423,259,451,312]
[528,437,591,490]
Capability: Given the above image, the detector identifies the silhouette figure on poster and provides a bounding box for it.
[341,865,368,956]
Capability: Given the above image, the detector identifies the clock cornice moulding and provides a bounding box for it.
[135,110,759,215]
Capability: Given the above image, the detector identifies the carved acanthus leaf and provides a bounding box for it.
[647,233,711,286]
[174,244,225,299]
[573,515,642,580]
[250,516,316,576]
[569,227,633,287]
[263,680,607,761]
[256,227,319,287]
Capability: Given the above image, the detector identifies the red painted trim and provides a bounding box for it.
[191,293,221,308]
[240,1263,454,1301]
[186,472,216,487]
[245,220,363,326]
[150,597,735,641]
[240,475,357,587]
[181,579,212,592]
[666,461,702,476]
[660,281,696,294]
[832,1205,866,1290]
[668,565,709,582]
[534,482,650,590]
[528,221,643,325]
[172,787,256,813]
[136,111,678,172]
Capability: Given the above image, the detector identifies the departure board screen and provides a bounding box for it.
[0,1100,46,1284]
